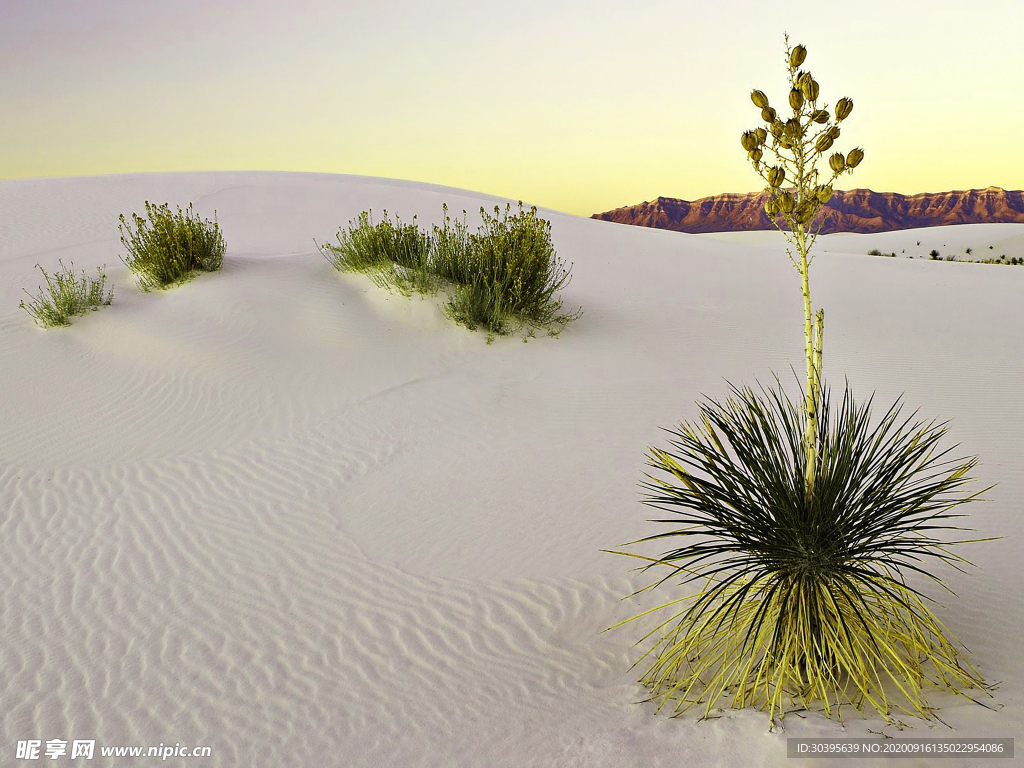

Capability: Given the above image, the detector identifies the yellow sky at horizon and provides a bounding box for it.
[2,0,1021,216]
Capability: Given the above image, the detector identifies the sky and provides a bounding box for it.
[2,0,1022,216]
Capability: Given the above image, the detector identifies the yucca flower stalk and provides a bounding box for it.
[744,34,864,503]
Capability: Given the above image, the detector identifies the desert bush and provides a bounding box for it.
[929,249,940,259]
[966,247,973,255]
[20,260,112,327]
[320,202,580,339]
[867,248,882,256]
[319,210,438,296]
[441,203,580,337]
[119,202,225,291]
[609,374,993,724]
[610,34,995,727]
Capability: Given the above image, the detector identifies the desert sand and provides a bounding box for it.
[2,172,1021,767]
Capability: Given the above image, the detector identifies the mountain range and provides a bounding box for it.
[591,187,1024,234]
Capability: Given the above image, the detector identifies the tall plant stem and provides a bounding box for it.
[791,97,822,502]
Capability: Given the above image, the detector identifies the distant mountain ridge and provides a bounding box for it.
[591,187,1024,234]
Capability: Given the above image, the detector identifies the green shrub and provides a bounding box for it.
[429,204,476,285]
[319,209,439,297]
[19,260,112,327]
[445,280,514,340]
[119,201,225,291]
[609,374,994,725]
[319,202,581,339]
[440,203,580,336]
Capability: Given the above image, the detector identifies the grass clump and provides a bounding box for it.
[119,201,225,291]
[608,374,995,726]
[320,209,438,297]
[318,202,580,340]
[20,260,113,327]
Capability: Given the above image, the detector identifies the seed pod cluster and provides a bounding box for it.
[743,38,862,234]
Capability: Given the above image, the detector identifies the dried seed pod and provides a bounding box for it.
[789,88,804,110]
[761,106,777,123]
[811,109,829,124]
[829,152,846,173]
[751,89,770,108]
[814,133,834,153]
[765,198,780,216]
[741,131,758,151]
[770,119,785,137]
[784,118,800,138]
[754,127,768,145]
[828,125,841,141]
[790,45,807,68]
[846,147,865,167]
[804,80,819,101]
[768,167,786,188]
[816,185,834,204]
[796,200,816,224]
[836,97,854,121]
[778,192,794,213]
[748,148,763,163]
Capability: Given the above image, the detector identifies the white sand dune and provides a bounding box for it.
[2,172,1021,767]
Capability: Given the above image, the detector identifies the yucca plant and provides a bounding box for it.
[119,201,225,291]
[20,260,113,327]
[610,374,994,724]
[609,35,996,726]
